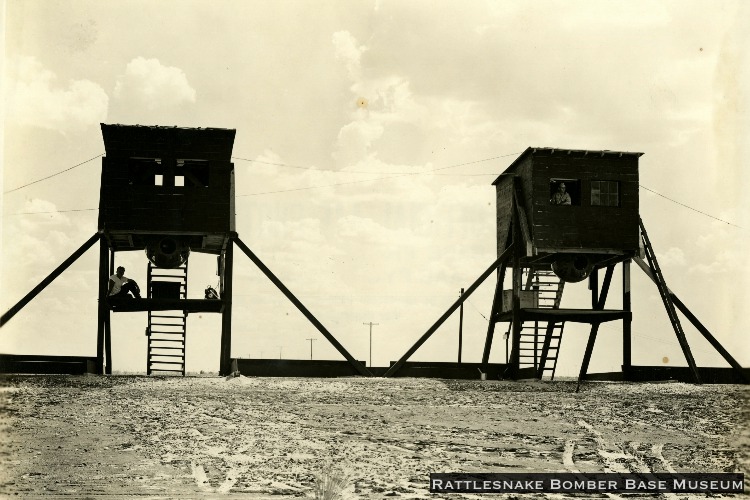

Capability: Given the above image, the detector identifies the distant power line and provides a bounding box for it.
[5,208,97,216]
[234,152,522,197]
[232,153,518,176]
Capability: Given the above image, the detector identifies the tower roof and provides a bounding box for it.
[101,124,236,162]
[492,147,644,185]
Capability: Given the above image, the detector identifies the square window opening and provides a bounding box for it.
[128,157,163,186]
[549,179,581,205]
[177,159,210,187]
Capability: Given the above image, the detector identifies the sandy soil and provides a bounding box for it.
[0,375,747,499]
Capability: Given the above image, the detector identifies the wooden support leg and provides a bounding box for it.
[481,269,504,367]
[576,265,615,392]
[104,313,112,375]
[622,260,632,379]
[590,268,599,309]
[509,262,522,379]
[97,238,108,375]
[219,241,234,376]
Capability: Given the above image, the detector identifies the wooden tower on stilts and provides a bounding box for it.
[97,124,236,375]
[385,147,746,384]
[1,124,370,377]
[483,147,747,385]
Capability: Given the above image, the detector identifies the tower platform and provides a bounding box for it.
[107,298,224,313]
[495,308,630,324]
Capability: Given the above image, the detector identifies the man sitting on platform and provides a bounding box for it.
[108,266,141,299]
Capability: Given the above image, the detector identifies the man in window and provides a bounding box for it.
[550,182,571,205]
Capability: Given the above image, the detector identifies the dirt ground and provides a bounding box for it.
[0,375,747,499]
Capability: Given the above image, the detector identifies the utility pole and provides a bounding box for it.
[363,322,379,367]
[458,288,464,364]
[278,346,283,359]
[306,338,316,360]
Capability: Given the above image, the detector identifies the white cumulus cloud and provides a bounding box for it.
[4,56,108,131]
[332,30,367,80]
[114,57,196,109]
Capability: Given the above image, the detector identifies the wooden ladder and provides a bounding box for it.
[512,267,566,379]
[639,218,701,383]
[146,263,188,376]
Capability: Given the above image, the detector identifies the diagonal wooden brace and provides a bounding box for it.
[1,232,102,328]
[384,246,514,378]
[634,256,747,384]
[232,236,371,377]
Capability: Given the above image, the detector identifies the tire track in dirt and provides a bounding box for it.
[1,377,747,498]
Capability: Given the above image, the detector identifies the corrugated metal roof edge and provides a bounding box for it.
[100,123,236,133]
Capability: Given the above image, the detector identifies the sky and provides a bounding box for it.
[1,0,748,377]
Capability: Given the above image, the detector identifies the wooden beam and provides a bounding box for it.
[233,236,371,377]
[638,220,701,383]
[1,232,101,327]
[482,218,513,367]
[97,238,108,374]
[576,265,615,391]
[385,246,514,378]
[634,256,746,383]
[622,260,632,375]
[104,313,112,375]
[508,188,524,379]
[219,241,234,375]
[513,180,533,256]
[481,271,504,366]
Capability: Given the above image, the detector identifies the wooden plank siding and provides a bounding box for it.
[531,154,639,252]
[98,125,237,248]
[495,175,514,257]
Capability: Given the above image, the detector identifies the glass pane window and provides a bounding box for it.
[591,180,619,207]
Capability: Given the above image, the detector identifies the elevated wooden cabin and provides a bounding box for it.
[98,124,236,255]
[493,147,642,276]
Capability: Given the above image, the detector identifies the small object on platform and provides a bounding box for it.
[205,286,220,300]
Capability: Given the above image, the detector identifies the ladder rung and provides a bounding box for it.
[149,346,184,350]
[150,354,184,358]
[149,361,184,365]
[150,330,185,334]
